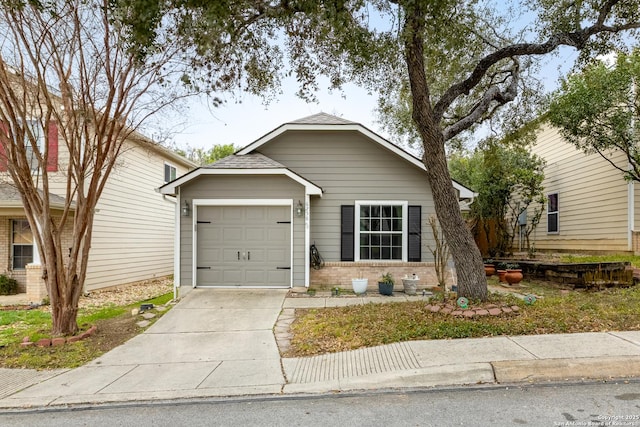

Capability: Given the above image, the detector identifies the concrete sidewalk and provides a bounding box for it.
[1,290,640,409]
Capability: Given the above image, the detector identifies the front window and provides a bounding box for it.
[164,163,177,183]
[356,201,408,261]
[547,193,559,233]
[12,219,33,269]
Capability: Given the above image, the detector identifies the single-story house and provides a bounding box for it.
[0,124,195,300]
[160,113,474,296]
[525,124,640,254]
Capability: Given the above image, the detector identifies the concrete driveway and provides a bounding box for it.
[8,288,288,405]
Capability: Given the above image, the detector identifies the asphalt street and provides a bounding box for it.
[1,380,639,427]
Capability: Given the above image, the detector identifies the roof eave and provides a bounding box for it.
[158,168,323,197]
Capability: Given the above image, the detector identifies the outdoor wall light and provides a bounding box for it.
[181,200,190,217]
[295,200,304,217]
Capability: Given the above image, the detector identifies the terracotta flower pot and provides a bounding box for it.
[484,264,496,277]
[505,269,523,285]
[497,270,507,283]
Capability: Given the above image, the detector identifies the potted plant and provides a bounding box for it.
[351,272,368,295]
[505,263,523,285]
[401,273,419,296]
[378,272,395,296]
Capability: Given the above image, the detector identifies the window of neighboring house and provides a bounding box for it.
[355,202,408,261]
[12,219,33,269]
[23,119,44,170]
[164,163,177,183]
[547,193,559,234]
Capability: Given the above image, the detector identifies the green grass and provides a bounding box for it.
[288,283,640,357]
[0,291,174,369]
[560,253,640,267]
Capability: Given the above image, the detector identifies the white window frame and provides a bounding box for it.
[355,201,408,262]
[547,192,559,234]
[11,219,33,270]
[21,119,44,171]
[164,162,177,183]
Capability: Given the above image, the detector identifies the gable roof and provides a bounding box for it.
[237,113,476,200]
[159,152,323,196]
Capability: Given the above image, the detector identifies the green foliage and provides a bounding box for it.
[183,144,236,166]
[0,275,19,295]
[448,139,546,255]
[548,50,640,182]
[379,272,394,284]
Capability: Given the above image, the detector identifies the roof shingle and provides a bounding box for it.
[288,112,356,126]
[204,153,286,169]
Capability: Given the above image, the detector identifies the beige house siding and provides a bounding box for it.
[529,125,630,252]
[0,134,193,293]
[83,142,190,291]
[179,175,306,286]
[257,130,437,262]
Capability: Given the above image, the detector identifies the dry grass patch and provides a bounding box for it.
[287,284,640,357]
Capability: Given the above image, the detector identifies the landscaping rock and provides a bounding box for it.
[136,320,151,328]
[52,337,65,347]
[142,312,156,320]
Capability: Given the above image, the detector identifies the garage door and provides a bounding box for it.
[196,205,291,287]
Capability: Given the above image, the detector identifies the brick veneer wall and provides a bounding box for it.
[0,215,75,298]
[309,261,455,291]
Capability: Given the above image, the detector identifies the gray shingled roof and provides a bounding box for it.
[288,112,356,125]
[204,153,286,169]
[0,183,69,207]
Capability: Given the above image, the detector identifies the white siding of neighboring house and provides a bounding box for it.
[2,132,192,292]
[528,125,630,252]
[83,141,190,291]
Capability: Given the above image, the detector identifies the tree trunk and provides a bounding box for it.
[420,131,488,300]
[403,5,487,300]
[51,300,80,335]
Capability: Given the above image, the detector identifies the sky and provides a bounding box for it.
[169,78,387,151]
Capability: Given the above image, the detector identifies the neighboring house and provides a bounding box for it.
[0,123,195,300]
[160,113,474,295]
[526,124,640,254]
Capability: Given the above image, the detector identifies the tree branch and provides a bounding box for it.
[433,0,640,122]
[443,60,520,140]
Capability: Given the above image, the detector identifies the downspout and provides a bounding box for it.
[304,193,310,287]
[629,179,634,251]
[174,188,181,301]
[630,77,637,252]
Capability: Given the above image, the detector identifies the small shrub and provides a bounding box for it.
[0,275,19,295]
[380,272,394,284]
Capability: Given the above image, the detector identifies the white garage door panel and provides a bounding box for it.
[196,205,291,288]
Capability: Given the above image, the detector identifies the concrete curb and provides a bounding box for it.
[492,355,640,384]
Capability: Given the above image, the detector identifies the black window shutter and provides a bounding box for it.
[341,205,355,261]
[408,205,421,262]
